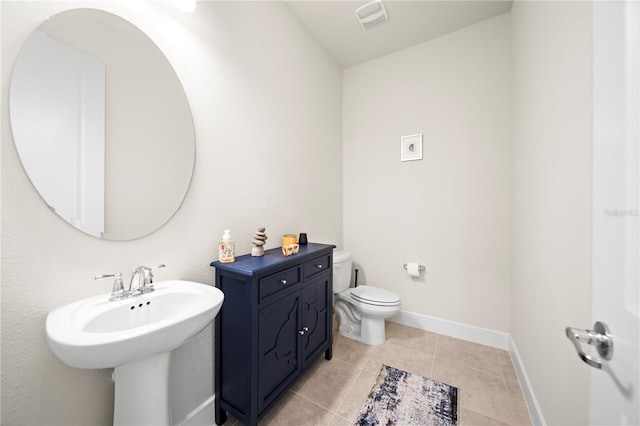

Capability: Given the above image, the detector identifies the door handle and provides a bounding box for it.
[565,321,614,369]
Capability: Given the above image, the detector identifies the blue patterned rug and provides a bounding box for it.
[353,365,458,426]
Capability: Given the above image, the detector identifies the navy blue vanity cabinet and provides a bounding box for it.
[211,243,335,426]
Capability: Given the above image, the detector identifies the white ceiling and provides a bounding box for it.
[286,0,513,68]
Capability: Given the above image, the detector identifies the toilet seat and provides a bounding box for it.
[350,286,400,307]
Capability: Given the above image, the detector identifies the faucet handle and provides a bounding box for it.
[140,264,166,293]
[94,273,116,280]
[95,273,126,300]
[148,264,166,278]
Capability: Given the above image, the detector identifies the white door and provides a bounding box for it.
[575,1,640,425]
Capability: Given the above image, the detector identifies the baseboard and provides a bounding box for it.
[175,395,215,426]
[389,310,510,350]
[508,336,546,426]
[389,310,544,425]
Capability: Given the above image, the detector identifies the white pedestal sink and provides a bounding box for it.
[46,280,224,426]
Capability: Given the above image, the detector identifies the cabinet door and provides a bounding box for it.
[258,292,300,413]
[301,275,330,369]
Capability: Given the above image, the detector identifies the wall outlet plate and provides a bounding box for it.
[401,134,422,162]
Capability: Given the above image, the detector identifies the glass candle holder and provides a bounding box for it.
[282,234,297,247]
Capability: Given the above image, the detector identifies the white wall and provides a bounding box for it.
[1,1,343,424]
[343,14,512,333]
[511,1,592,425]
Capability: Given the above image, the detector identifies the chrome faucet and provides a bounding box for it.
[129,264,166,295]
[96,264,165,300]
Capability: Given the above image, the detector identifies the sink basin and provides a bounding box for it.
[46,280,224,369]
[45,280,224,425]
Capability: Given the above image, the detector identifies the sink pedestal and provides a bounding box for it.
[45,280,224,425]
[114,352,171,426]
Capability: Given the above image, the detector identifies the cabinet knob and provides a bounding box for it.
[298,326,309,335]
[280,279,287,285]
[315,264,322,269]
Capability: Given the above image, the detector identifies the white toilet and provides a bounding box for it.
[332,250,401,345]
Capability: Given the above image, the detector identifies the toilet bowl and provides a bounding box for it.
[332,251,401,345]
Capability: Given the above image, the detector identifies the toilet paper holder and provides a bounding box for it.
[403,263,425,272]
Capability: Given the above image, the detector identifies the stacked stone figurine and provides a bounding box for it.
[251,227,268,257]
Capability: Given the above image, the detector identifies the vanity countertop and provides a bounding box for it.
[210,242,336,276]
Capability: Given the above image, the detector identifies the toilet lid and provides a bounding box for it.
[350,286,400,306]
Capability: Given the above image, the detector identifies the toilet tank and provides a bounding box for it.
[333,251,352,293]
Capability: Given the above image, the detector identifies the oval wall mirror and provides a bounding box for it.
[9,9,195,241]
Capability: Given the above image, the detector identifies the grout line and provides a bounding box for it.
[430,333,439,377]
[290,390,336,414]
[332,369,362,418]
[338,414,352,423]
[289,363,363,419]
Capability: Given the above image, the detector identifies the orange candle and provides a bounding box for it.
[282,234,297,247]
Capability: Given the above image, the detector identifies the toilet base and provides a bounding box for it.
[336,309,386,345]
[334,291,400,346]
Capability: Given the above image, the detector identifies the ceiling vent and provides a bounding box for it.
[355,0,389,30]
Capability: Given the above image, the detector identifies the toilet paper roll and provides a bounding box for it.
[406,262,420,277]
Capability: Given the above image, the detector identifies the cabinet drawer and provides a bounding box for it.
[259,266,301,301]
[303,255,331,279]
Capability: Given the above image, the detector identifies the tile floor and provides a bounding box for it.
[225,321,532,426]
